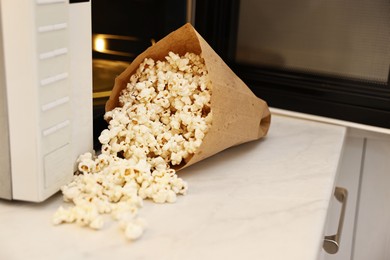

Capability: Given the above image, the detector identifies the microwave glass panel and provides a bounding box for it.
[236,0,390,83]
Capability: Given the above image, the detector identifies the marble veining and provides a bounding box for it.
[0,115,346,260]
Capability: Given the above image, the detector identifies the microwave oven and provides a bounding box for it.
[0,0,92,202]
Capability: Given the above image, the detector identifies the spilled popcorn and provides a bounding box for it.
[53,52,212,240]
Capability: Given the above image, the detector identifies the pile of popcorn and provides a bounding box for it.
[53,52,212,240]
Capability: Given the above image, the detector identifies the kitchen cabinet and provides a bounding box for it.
[320,129,390,260]
[353,133,390,260]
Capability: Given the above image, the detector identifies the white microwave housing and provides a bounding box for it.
[0,0,92,202]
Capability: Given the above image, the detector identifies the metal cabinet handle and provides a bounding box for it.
[323,186,348,254]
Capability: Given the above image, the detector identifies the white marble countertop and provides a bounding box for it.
[0,115,346,260]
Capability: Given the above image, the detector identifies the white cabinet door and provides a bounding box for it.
[353,138,390,260]
[320,135,365,260]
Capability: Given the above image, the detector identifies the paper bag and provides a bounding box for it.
[106,23,271,170]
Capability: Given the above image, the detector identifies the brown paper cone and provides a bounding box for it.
[106,23,271,170]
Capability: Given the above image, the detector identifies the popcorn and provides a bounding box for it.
[120,218,148,240]
[89,216,105,230]
[53,52,211,241]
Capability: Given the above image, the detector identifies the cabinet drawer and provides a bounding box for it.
[319,135,364,260]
